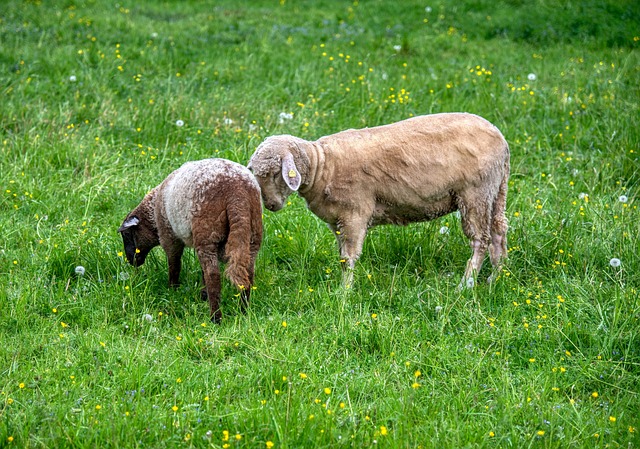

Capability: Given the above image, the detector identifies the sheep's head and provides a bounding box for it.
[248,135,304,212]
[118,214,158,267]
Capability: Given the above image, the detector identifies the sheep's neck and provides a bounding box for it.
[298,141,324,197]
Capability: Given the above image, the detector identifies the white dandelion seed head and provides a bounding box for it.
[618,195,628,203]
[248,123,258,132]
[175,119,184,127]
[609,258,621,268]
[435,305,443,314]
[466,277,475,288]
[75,265,85,276]
[393,45,402,52]
[151,32,158,39]
[223,117,234,126]
[278,112,293,124]
[381,72,388,80]
[439,226,449,235]
[69,75,77,82]
[578,192,587,200]
[118,271,130,281]
[425,6,432,13]
[527,73,537,81]
[143,313,153,322]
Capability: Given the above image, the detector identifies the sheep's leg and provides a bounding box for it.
[196,247,223,324]
[331,220,368,288]
[163,241,185,287]
[488,167,509,283]
[458,199,491,289]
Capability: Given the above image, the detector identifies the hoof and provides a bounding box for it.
[200,289,208,301]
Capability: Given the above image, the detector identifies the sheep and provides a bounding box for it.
[248,112,509,289]
[118,158,263,323]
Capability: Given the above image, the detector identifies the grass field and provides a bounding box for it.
[1,0,639,447]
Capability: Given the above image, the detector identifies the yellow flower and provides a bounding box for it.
[412,382,420,389]
[324,387,331,395]
[95,405,101,410]
[266,442,274,448]
[282,321,287,328]
[414,370,421,378]
[172,405,178,412]
[591,392,599,398]
[18,383,25,389]
[609,416,616,423]
[380,426,388,436]
[222,430,229,441]
[489,431,495,437]
[537,430,545,436]
[299,373,307,379]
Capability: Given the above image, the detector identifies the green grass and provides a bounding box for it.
[1,0,639,447]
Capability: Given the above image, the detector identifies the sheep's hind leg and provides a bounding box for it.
[459,238,489,290]
[196,247,223,324]
[457,199,491,290]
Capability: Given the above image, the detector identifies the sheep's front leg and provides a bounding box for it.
[162,240,185,287]
[331,219,368,288]
[196,247,222,324]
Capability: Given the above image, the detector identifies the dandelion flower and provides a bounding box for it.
[439,226,449,235]
[537,430,545,436]
[619,195,628,203]
[380,426,388,436]
[223,118,234,126]
[489,431,495,437]
[434,305,443,313]
[609,258,621,268]
[393,45,402,52]
[324,387,331,395]
[175,120,184,127]
[266,442,274,448]
[591,392,599,398]
[425,6,432,13]
[19,383,25,389]
[75,266,85,276]
[609,416,616,423]
[528,73,537,81]
[69,75,77,82]
[143,313,153,322]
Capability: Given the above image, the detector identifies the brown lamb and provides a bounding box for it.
[118,158,263,323]
[248,113,509,289]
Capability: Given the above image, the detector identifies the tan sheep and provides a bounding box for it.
[118,158,263,323]
[248,113,509,288]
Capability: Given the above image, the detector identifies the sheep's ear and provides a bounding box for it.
[118,216,140,232]
[281,153,301,191]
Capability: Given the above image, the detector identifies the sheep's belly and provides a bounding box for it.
[371,198,456,226]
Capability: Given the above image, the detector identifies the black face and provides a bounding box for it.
[120,228,151,267]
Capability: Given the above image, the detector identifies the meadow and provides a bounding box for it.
[1,0,639,447]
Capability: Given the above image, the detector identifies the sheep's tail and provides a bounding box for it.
[223,201,258,292]
[489,149,510,267]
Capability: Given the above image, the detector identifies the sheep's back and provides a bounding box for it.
[161,159,260,246]
[316,113,508,201]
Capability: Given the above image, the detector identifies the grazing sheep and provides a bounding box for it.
[248,113,509,288]
[118,158,263,323]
